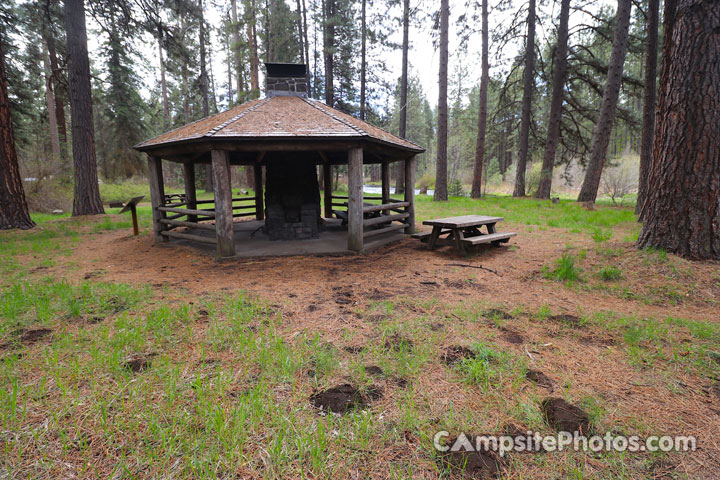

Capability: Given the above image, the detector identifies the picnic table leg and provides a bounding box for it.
[486,222,497,234]
[428,226,442,250]
[452,228,466,255]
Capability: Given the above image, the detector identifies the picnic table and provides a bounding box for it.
[412,215,517,254]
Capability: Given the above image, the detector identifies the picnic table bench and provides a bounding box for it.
[412,215,516,254]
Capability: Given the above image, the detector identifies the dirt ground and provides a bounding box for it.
[16,217,720,478]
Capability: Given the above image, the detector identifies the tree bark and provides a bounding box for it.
[577,0,633,203]
[535,0,570,199]
[470,0,489,198]
[513,0,536,197]
[198,0,213,193]
[301,0,311,94]
[395,0,410,194]
[0,40,34,230]
[635,0,659,215]
[64,0,104,216]
[42,43,61,160]
[46,37,67,145]
[434,0,449,201]
[231,0,243,101]
[323,0,335,107]
[248,0,260,97]
[637,0,720,259]
[158,31,170,128]
[360,0,366,120]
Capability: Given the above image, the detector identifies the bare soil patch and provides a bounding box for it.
[525,369,554,390]
[438,435,505,479]
[541,397,591,434]
[441,345,476,365]
[310,384,367,414]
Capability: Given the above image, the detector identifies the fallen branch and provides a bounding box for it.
[443,263,500,276]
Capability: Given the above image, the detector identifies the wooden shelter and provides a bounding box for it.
[134,63,425,257]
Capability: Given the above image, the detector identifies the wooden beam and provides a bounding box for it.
[347,148,364,251]
[253,164,264,220]
[161,230,217,244]
[381,162,390,203]
[363,212,409,228]
[363,222,406,238]
[323,162,333,218]
[159,218,216,230]
[362,201,409,214]
[211,149,235,257]
[183,163,197,223]
[147,155,167,242]
[157,206,216,217]
[404,155,416,234]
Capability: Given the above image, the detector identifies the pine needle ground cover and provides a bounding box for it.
[1,197,718,479]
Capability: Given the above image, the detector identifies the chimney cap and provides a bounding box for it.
[264,63,307,78]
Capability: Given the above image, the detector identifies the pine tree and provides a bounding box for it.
[512,0,536,197]
[0,37,34,229]
[638,0,719,259]
[434,0,449,201]
[577,0,633,203]
[64,0,104,216]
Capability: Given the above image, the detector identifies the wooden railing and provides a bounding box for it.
[362,201,411,238]
[156,195,258,245]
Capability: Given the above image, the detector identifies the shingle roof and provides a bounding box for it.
[134,96,424,152]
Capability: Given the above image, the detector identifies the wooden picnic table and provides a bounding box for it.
[415,215,517,254]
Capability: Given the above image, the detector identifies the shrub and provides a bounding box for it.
[416,173,435,194]
[448,179,465,197]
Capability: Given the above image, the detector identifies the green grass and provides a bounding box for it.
[597,265,622,281]
[1,192,717,478]
[543,252,584,283]
[413,195,636,234]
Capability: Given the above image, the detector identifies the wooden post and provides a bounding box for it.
[130,204,139,236]
[254,164,264,220]
[323,162,333,218]
[347,148,364,251]
[183,163,197,223]
[404,155,416,233]
[381,162,390,204]
[211,150,235,257]
[147,155,167,242]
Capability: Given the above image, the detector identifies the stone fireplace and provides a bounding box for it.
[264,159,322,240]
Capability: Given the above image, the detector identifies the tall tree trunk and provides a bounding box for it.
[395,0,410,194]
[199,0,209,118]
[470,0,489,199]
[359,0,366,120]
[198,0,213,192]
[535,0,570,199]
[42,43,61,160]
[231,0,243,102]
[46,37,67,145]
[577,0,633,202]
[64,0,104,216]
[247,0,260,97]
[638,0,719,259]
[301,0,311,94]
[434,0,449,202]
[0,40,34,230]
[323,0,335,107]
[513,0,536,197]
[296,0,306,65]
[635,0,659,216]
[158,32,170,128]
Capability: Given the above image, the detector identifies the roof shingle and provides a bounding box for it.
[134,96,423,152]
